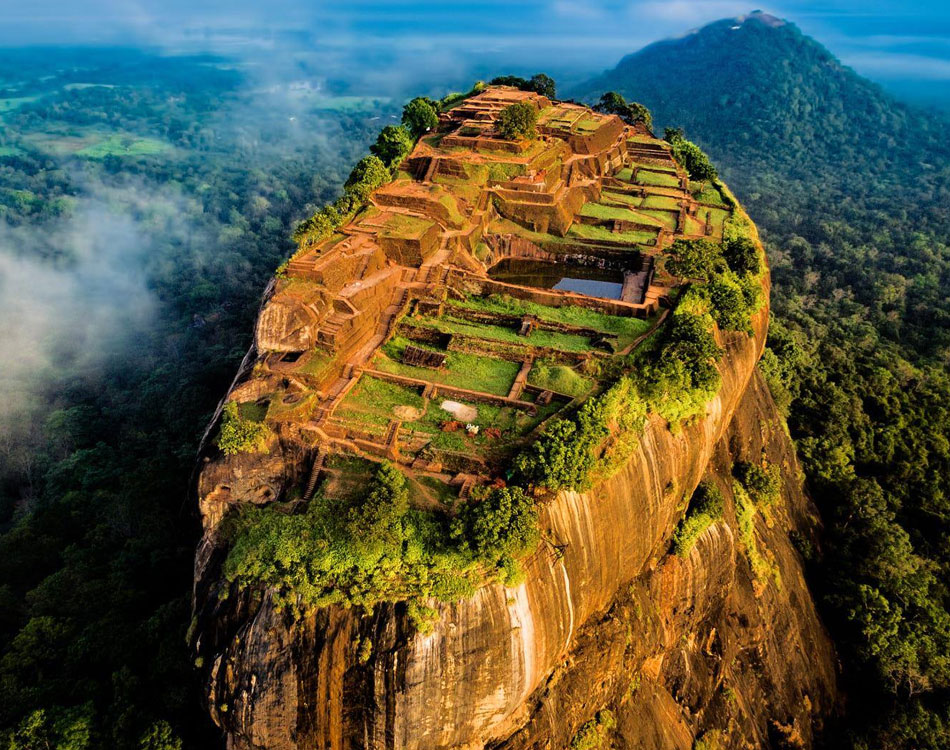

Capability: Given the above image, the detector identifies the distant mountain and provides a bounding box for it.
[572,11,950,227]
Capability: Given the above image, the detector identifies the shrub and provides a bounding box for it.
[672,481,725,556]
[217,402,269,455]
[401,97,439,138]
[666,238,724,280]
[636,308,724,426]
[370,125,414,169]
[665,128,718,183]
[344,155,391,202]
[708,270,755,333]
[570,710,616,750]
[511,397,608,491]
[451,486,540,566]
[734,461,781,506]
[497,102,538,141]
[223,462,482,613]
[723,235,761,276]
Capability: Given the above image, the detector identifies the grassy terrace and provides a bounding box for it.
[639,208,678,231]
[403,312,595,352]
[580,201,664,226]
[378,212,436,239]
[629,159,678,174]
[334,373,561,459]
[406,400,562,459]
[568,222,657,245]
[374,337,521,395]
[636,170,681,188]
[527,362,594,398]
[693,184,727,205]
[642,194,682,211]
[449,294,655,349]
[336,376,424,431]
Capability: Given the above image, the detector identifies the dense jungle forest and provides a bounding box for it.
[0,49,393,748]
[3,16,950,747]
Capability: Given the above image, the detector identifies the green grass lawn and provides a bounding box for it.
[637,170,681,188]
[630,160,678,174]
[339,375,425,422]
[375,337,520,395]
[600,190,642,207]
[580,202,644,223]
[237,401,268,422]
[401,395,562,458]
[642,194,681,211]
[693,184,727,205]
[76,134,170,158]
[638,209,678,231]
[405,314,594,353]
[615,166,635,182]
[451,294,654,349]
[683,214,707,236]
[568,222,657,245]
[527,363,594,398]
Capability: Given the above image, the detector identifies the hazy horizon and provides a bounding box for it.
[1,1,949,107]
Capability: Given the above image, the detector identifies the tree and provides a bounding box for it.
[489,74,556,98]
[370,125,414,169]
[490,75,528,89]
[595,92,652,129]
[343,155,391,202]
[496,102,538,141]
[665,238,724,280]
[528,73,556,98]
[401,97,439,138]
[665,128,717,183]
[453,486,539,562]
[137,722,182,750]
[723,235,761,276]
[595,91,627,116]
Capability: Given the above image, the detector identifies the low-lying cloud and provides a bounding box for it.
[0,186,160,460]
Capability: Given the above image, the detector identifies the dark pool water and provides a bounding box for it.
[489,259,625,300]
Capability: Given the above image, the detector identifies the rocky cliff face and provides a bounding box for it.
[192,85,837,750]
[192,277,837,749]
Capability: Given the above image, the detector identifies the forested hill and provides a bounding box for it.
[573,11,950,354]
[577,12,950,750]
[573,10,950,214]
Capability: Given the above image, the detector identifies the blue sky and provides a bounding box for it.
[2,1,949,101]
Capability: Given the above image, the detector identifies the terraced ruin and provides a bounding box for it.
[200,86,741,520]
[189,84,841,750]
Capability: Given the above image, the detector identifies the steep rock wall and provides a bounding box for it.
[193,267,836,749]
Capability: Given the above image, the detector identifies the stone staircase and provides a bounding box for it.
[303,447,328,500]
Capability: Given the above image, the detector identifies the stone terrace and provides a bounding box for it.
[223,85,736,507]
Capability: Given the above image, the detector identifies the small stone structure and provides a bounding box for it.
[401,345,446,369]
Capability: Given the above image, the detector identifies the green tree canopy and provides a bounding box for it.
[343,155,391,202]
[528,73,556,98]
[401,97,439,138]
[664,128,717,182]
[595,92,653,129]
[496,102,539,141]
[370,125,414,170]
